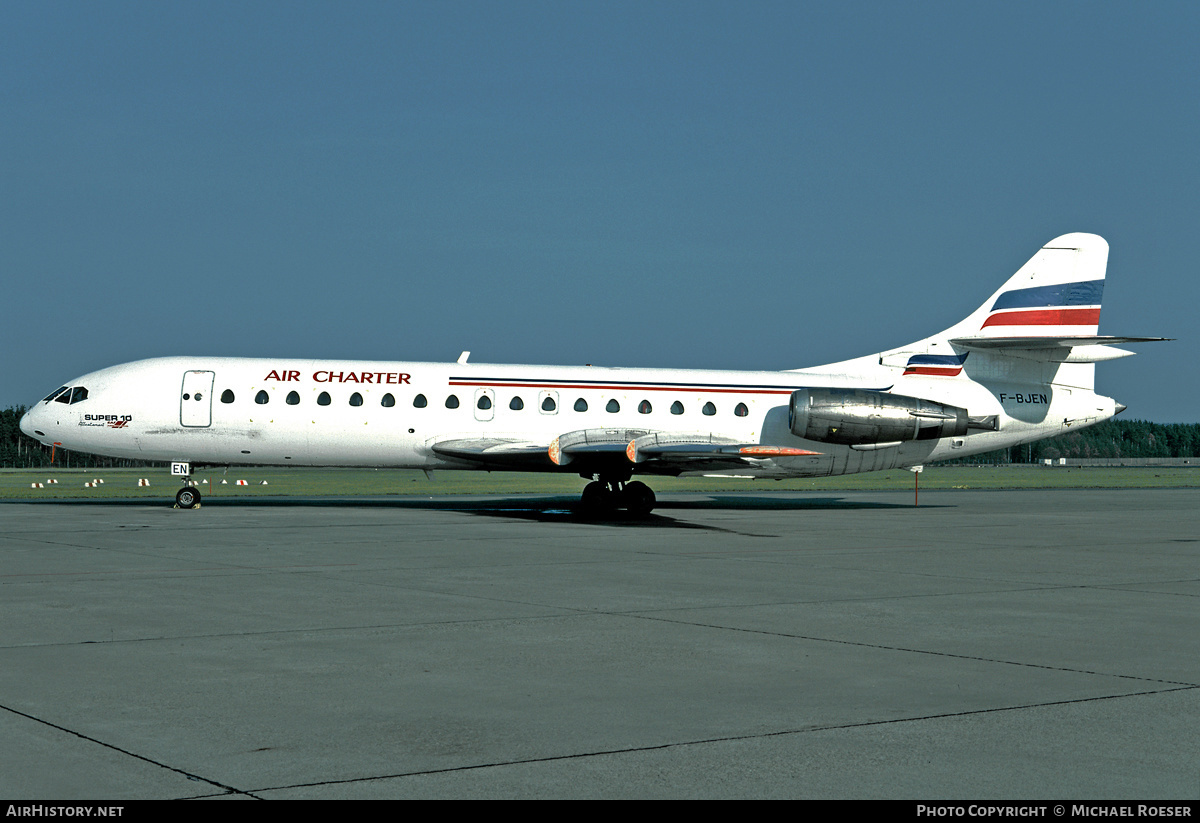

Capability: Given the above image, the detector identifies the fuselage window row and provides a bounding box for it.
[208,388,752,418]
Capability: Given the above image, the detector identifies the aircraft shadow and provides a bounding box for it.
[5,493,940,530]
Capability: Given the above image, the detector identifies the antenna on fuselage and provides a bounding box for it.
[458,351,470,364]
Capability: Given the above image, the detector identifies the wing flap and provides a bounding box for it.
[549,428,653,466]
[627,432,820,464]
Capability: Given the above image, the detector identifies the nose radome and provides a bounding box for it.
[19,408,37,437]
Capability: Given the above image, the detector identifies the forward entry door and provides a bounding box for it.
[180,371,215,427]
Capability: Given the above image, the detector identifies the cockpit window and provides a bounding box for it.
[56,387,89,405]
[47,386,89,404]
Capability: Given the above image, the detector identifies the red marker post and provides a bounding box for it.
[909,465,923,507]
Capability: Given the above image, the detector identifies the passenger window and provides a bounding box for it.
[702,401,716,416]
[734,402,748,417]
[477,395,492,410]
[318,392,331,406]
[510,397,524,410]
[381,393,395,407]
[574,398,587,412]
[638,400,652,414]
[221,389,236,404]
[606,399,620,413]
[286,391,300,405]
[413,394,428,408]
[670,400,684,415]
[255,390,269,405]
[350,392,363,406]
[541,396,556,412]
[446,395,460,409]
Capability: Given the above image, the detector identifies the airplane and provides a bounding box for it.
[20,233,1165,514]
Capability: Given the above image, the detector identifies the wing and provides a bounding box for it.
[430,429,820,476]
[430,437,552,468]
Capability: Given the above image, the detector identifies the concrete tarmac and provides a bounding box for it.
[1,489,1198,799]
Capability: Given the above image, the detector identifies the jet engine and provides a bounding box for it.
[789,388,970,446]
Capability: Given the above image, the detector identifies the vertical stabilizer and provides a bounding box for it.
[947,232,1108,341]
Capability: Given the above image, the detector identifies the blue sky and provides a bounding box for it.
[3,1,1196,421]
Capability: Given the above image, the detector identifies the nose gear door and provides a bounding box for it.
[180,371,215,427]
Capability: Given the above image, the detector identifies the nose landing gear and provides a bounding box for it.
[175,485,201,509]
[171,462,201,509]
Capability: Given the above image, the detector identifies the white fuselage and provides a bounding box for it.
[19,355,1120,479]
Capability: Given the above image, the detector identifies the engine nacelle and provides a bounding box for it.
[789,388,970,446]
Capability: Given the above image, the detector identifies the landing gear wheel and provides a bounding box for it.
[175,486,201,509]
[622,481,656,515]
[580,481,613,513]
[579,478,656,517]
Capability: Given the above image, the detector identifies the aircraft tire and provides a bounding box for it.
[580,481,613,513]
[176,487,201,509]
[623,481,656,515]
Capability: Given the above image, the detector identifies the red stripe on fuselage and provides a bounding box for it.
[447,381,796,395]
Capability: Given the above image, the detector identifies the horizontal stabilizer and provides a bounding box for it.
[949,335,1169,350]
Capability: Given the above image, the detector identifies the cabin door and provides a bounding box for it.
[180,370,215,427]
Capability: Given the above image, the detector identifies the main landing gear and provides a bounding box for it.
[579,478,657,516]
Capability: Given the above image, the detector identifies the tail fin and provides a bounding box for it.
[881,233,1165,392]
[948,232,1108,343]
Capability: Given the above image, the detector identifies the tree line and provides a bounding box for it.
[2,404,1198,469]
[961,418,1200,464]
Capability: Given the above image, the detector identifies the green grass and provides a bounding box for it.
[2,464,1198,501]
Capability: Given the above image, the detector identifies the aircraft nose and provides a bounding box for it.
[19,408,39,439]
